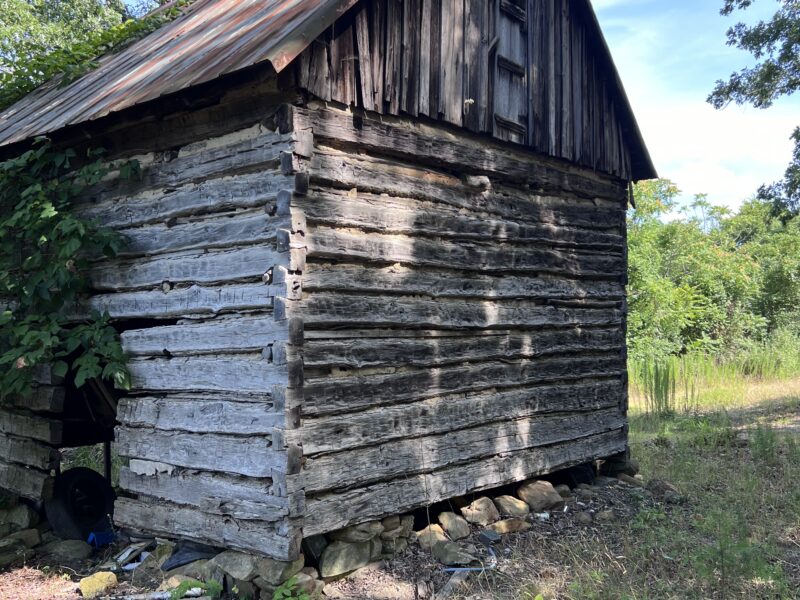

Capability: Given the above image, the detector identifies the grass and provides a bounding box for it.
[454,376,800,599]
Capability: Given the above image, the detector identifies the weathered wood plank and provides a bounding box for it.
[303,327,624,369]
[385,0,403,114]
[295,106,626,200]
[119,463,299,521]
[303,354,626,416]
[117,396,283,435]
[290,293,623,331]
[300,378,624,454]
[369,0,386,111]
[121,316,289,356]
[126,355,288,393]
[298,38,332,102]
[355,4,375,111]
[464,0,489,132]
[91,128,292,198]
[78,171,292,229]
[116,212,285,258]
[0,434,59,471]
[0,410,62,444]
[0,459,53,501]
[300,409,625,493]
[400,0,420,116]
[302,429,626,535]
[330,18,357,106]
[114,498,299,560]
[305,227,623,276]
[88,283,279,320]
[302,263,623,300]
[7,386,65,414]
[297,188,623,248]
[90,245,282,291]
[440,0,465,125]
[116,426,284,478]
[309,148,625,227]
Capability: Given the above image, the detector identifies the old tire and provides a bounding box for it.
[45,467,115,541]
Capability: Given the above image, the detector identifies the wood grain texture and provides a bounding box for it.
[0,410,62,444]
[300,378,624,454]
[114,498,300,560]
[0,434,59,471]
[116,426,284,478]
[300,409,625,493]
[0,459,53,501]
[302,429,626,535]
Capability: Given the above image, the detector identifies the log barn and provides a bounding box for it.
[0,0,655,560]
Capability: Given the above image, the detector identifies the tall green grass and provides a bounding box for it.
[629,330,800,416]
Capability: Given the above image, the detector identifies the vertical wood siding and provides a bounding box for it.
[295,0,634,180]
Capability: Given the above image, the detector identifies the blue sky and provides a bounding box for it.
[594,0,799,211]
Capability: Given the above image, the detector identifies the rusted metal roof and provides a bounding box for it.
[0,0,358,148]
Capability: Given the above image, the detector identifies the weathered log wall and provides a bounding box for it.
[296,0,636,180]
[74,110,308,559]
[281,104,629,536]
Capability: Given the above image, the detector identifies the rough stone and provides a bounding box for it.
[437,512,471,540]
[5,528,41,548]
[618,474,645,488]
[431,542,477,566]
[40,539,92,560]
[486,519,532,535]
[319,541,373,579]
[518,480,565,512]
[595,476,619,487]
[294,572,325,596]
[554,484,572,498]
[399,515,415,538]
[0,504,38,533]
[210,550,260,581]
[369,538,383,561]
[0,539,28,568]
[167,559,209,580]
[575,512,593,525]
[255,554,304,586]
[382,536,408,557]
[381,516,401,531]
[380,525,405,540]
[461,497,500,526]
[253,576,276,595]
[596,510,615,522]
[647,479,680,498]
[576,485,598,498]
[79,572,117,599]
[158,574,194,591]
[414,525,449,550]
[329,521,384,543]
[493,496,531,518]
[300,566,319,579]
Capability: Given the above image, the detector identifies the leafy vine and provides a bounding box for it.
[0,140,137,400]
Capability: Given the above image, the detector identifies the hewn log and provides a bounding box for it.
[302,263,623,300]
[301,429,626,535]
[0,409,63,444]
[115,427,284,478]
[0,459,53,501]
[0,434,59,470]
[90,245,282,291]
[117,396,283,435]
[305,227,623,276]
[126,355,288,393]
[117,211,286,258]
[114,498,299,560]
[294,105,626,200]
[303,327,623,369]
[78,171,292,229]
[121,317,289,356]
[309,147,624,222]
[288,294,623,330]
[300,378,624,454]
[91,127,293,198]
[303,354,625,416]
[88,284,279,320]
[119,463,301,520]
[300,409,625,493]
[6,386,65,414]
[298,188,622,249]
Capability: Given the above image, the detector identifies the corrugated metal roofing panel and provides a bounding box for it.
[0,0,359,148]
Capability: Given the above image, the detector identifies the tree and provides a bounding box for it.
[708,0,800,216]
[0,1,130,75]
